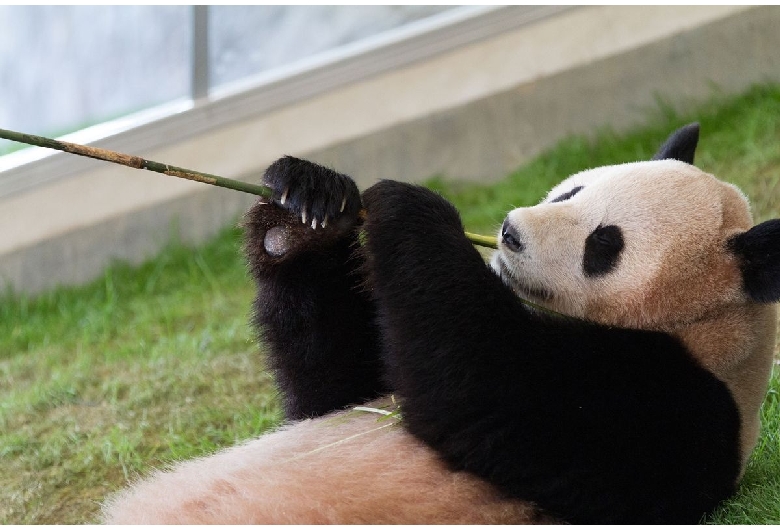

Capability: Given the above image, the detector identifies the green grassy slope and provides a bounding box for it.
[1,84,779,524]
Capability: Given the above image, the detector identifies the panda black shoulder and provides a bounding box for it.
[429,311,742,524]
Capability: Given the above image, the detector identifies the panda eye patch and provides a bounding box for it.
[550,186,583,203]
[583,224,624,277]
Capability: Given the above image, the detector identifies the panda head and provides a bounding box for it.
[493,123,780,328]
[492,123,779,471]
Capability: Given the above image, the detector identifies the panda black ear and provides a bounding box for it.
[651,122,700,165]
[728,219,780,303]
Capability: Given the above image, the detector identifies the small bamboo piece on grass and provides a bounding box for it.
[0,127,498,249]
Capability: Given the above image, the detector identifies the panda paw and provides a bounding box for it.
[263,156,362,230]
[243,157,362,268]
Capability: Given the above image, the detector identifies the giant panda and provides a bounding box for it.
[102,124,779,524]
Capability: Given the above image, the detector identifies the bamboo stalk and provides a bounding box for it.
[0,128,272,197]
[463,231,498,249]
[0,127,498,249]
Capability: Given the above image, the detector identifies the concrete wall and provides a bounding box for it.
[2,5,779,294]
[307,6,780,182]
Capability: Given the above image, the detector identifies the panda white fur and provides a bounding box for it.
[102,124,778,524]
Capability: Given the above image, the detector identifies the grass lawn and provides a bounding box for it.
[2,84,779,524]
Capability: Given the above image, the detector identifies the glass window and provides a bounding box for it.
[0,6,456,157]
[0,5,190,155]
[209,6,453,89]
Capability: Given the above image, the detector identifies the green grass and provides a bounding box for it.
[709,378,780,524]
[0,233,282,523]
[2,83,780,524]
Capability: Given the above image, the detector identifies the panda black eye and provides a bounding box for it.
[583,225,624,277]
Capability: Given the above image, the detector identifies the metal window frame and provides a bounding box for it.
[191,5,210,102]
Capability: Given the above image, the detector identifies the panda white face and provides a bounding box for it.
[491,159,753,331]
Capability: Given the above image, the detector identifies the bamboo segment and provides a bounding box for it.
[0,128,273,198]
[464,231,498,249]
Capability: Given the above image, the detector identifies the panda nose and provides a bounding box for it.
[501,219,524,252]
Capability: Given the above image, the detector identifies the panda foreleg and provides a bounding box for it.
[360,180,531,438]
[243,157,387,420]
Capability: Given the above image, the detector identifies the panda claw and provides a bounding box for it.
[311,218,317,230]
[280,187,289,205]
[302,207,307,225]
[340,197,347,213]
[321,215,328,229]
